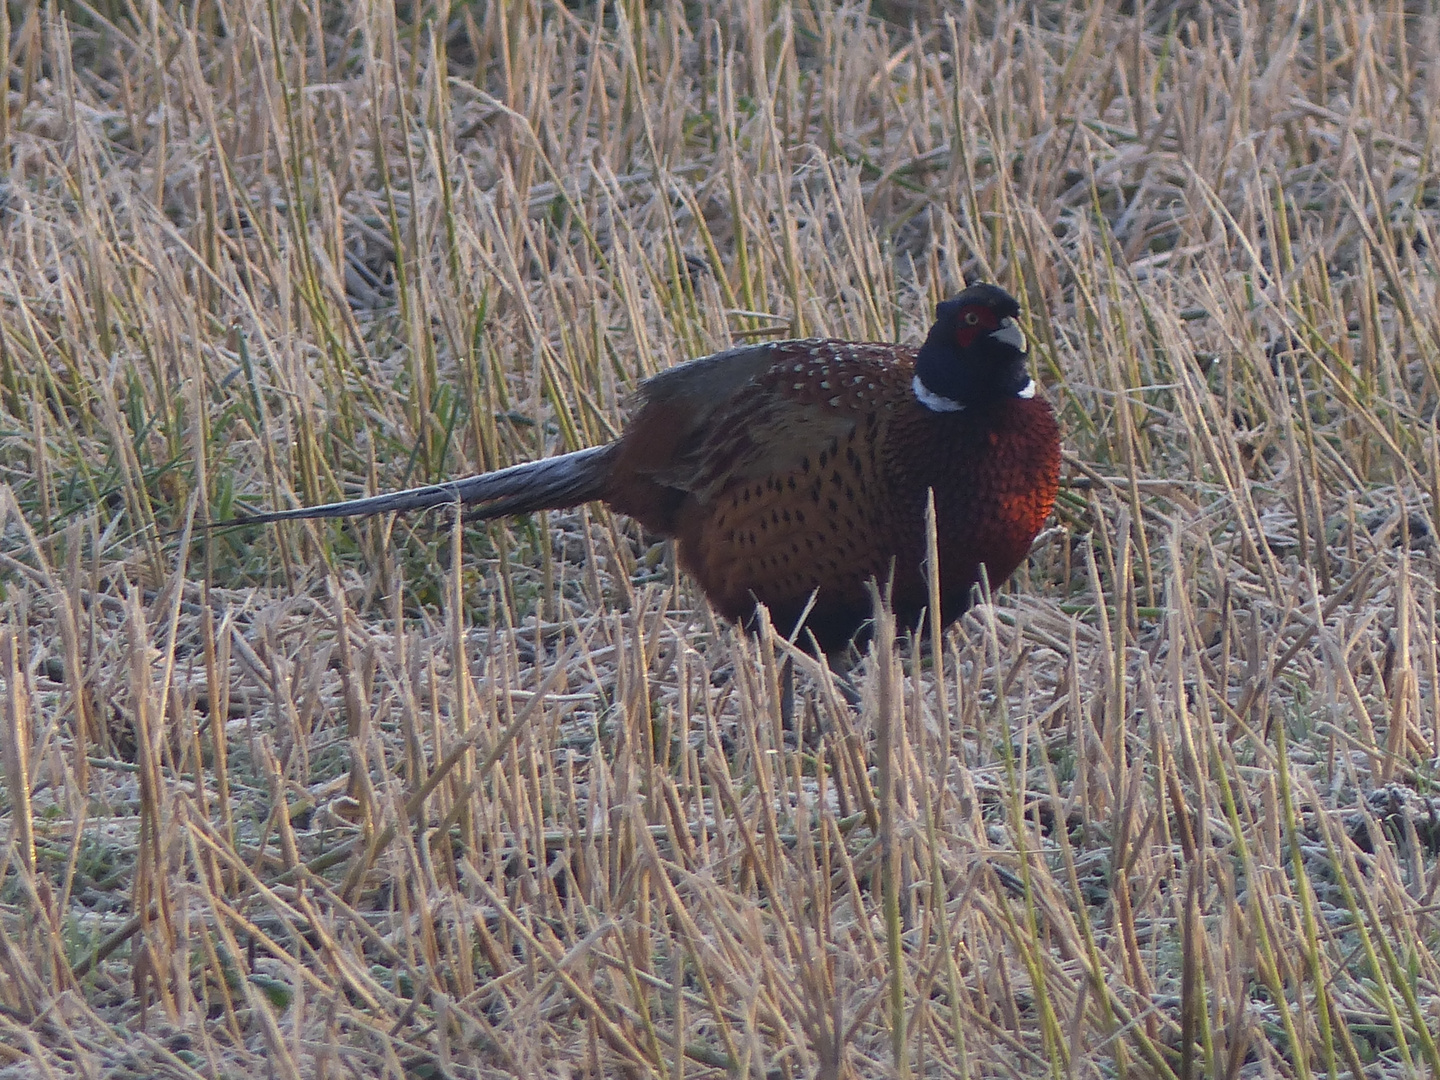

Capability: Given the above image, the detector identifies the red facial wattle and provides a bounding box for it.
[954,304,1002,349]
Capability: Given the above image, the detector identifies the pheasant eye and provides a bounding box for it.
[963,311,980,326]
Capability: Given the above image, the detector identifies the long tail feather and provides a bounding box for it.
[221,444,617,527]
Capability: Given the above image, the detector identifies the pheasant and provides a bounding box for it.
[226,284,1062,653]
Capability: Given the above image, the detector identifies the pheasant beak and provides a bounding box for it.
[990,317,1027,354]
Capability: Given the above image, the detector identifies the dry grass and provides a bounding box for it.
[2,0,1440,1076]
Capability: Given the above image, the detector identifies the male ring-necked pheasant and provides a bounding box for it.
[227,283,1062,652]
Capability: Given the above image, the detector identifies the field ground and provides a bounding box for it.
[2,0,1440,1076]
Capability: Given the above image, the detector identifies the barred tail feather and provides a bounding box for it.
[225,444,618,527]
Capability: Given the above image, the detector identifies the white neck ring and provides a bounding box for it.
[913,374,964,412]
